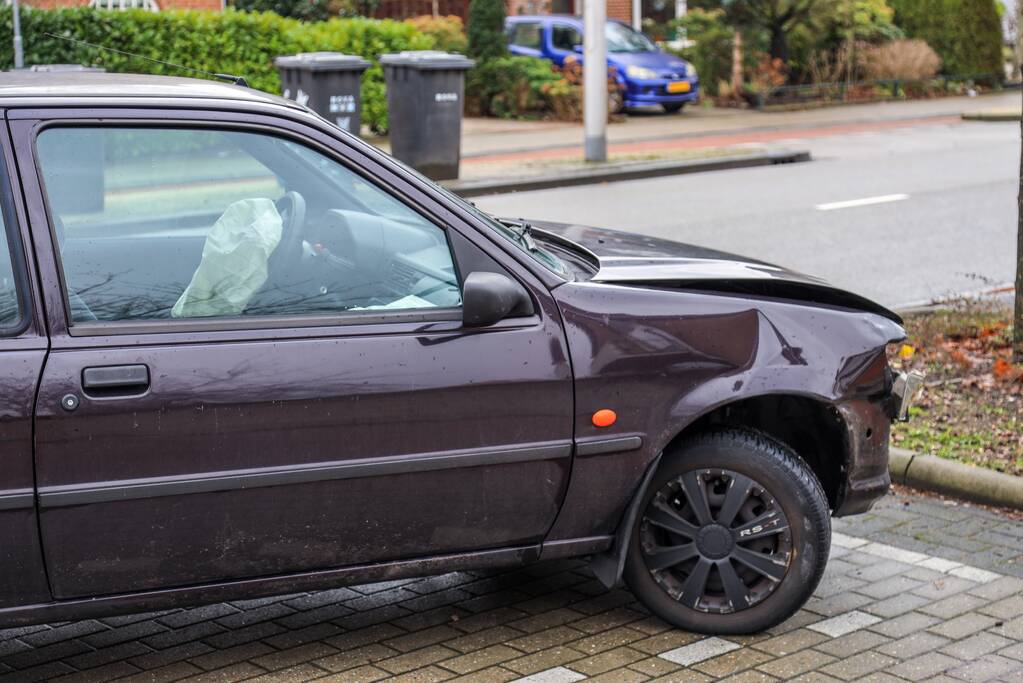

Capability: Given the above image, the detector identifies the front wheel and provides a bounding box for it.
[662,102,685,113]
[623,429,830,634]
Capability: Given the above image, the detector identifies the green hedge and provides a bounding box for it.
[0,7,434,133]
[889,0,1003,78]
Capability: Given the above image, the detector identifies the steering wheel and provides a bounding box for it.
[268,191,307,278]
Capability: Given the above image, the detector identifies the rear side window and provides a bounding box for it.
[0,209,21,330]
[36,126,461,326]
[551,24,582,51]
[509,22,542,49]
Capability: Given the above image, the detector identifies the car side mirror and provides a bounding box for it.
[573,44,583,53]
[462,271,533,328]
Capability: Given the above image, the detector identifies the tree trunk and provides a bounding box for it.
[769,24,788,64]
[731,29,744,94]
[1015,98,1023,363]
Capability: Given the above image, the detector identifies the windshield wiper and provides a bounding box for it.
[500,218,538,252]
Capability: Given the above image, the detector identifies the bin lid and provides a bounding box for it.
[379,51,475,70]
[274,52,372,71]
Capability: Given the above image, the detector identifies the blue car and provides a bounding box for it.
[505,15,699,114]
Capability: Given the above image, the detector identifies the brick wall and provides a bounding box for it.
[605,0,630,23]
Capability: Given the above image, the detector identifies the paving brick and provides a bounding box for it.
[818,651,897,681]
[377,645,461,675]
[384,625,463,653]
[554,646,646,676]
[179,662,265,683]
[156,604,240,629]
[444,626,525,654]
[807,611,881,638]
[813,630,890,658]
[977,594,1023,620]
[117,661,205,682]
[867,611,941,638]
[627,655,682,678]
[752,629,830,656]
[315,664,391,682]
[889,652,963,682]
[755,649,838,679]
[570,626,646,655]
[507,626,587,654]
[875,630,948,658]
[629,630,701,656]
[510,666,587,682]
[944,653,1023,682]
[390,662,456,678]
[263,622,343,650]
[938,631,1013,660]
[659,637,740,666]
[503,647,586,676]
[128,640,214,670]
[189,641,275,671]
[243,663,329,682]
[692,646,773,677]
[927,612,998,640]
[49,661,142,682]
[438,644,520,674]
[917,592,988,619]
[19,620,108,647]
[862,592,932,618]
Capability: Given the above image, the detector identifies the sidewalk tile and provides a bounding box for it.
[808,611,882,638]
[659,637,740,666]
[510,666,586,683]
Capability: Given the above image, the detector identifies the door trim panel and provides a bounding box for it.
[38,441,572,508]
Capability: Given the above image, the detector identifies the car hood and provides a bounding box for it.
[527,220,902,323]
[609,51,688,74]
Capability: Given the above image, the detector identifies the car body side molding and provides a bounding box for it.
[38,442,572,508]
[0,488,34,511]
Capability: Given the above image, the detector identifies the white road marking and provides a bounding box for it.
[815,193,909,211]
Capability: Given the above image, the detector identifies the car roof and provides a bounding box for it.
[0,72,304,110]
[507,14,581,24]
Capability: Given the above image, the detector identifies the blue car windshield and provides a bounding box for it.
[606,23,656,53]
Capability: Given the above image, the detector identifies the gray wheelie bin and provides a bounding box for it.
[275,52,371,135]
[380,51,475,180]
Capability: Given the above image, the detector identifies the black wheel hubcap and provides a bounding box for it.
[639,468,792,614]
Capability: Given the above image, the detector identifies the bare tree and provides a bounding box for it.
[1016,92,1023,362]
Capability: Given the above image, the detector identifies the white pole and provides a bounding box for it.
[631,0,641,31]
[12,0,24,70]
[583,0,607,162]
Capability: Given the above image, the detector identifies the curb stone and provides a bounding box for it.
[889,447,1023,511]
[443,150,812,197]
[961,110,1022,122]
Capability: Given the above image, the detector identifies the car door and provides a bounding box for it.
[549,22,584,66]
[507,21,546,59]
[14,108,574,599]
[0,119,51,610]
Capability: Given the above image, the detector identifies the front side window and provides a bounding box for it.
[551,24,582,51]
[36,127,461,324]
[510,22,542,49]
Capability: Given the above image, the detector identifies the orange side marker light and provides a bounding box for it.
[592,409,617,428]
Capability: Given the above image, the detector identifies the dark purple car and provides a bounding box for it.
[0,73,916,634]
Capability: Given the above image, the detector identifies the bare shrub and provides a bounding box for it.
[860,39,942,81]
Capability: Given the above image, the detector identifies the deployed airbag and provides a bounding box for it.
[172,199,283,318]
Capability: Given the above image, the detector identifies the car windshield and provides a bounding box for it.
[606,22,657,53]
[382,156,571,278]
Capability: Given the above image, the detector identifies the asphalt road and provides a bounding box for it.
[473,118,1021,309]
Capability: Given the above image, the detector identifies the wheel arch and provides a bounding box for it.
[589,392,847,589]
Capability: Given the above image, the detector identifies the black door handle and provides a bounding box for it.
[82,365,150,395]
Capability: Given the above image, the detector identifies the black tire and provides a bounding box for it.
[623,428,830,634]
[610,90,626,115]
[662,102,685,113]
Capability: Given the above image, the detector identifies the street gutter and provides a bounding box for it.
[444,149,811,198]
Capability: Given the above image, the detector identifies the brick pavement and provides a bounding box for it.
[1,488,1021,682]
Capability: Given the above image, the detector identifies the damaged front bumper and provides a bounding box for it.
[834,369,924,516]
